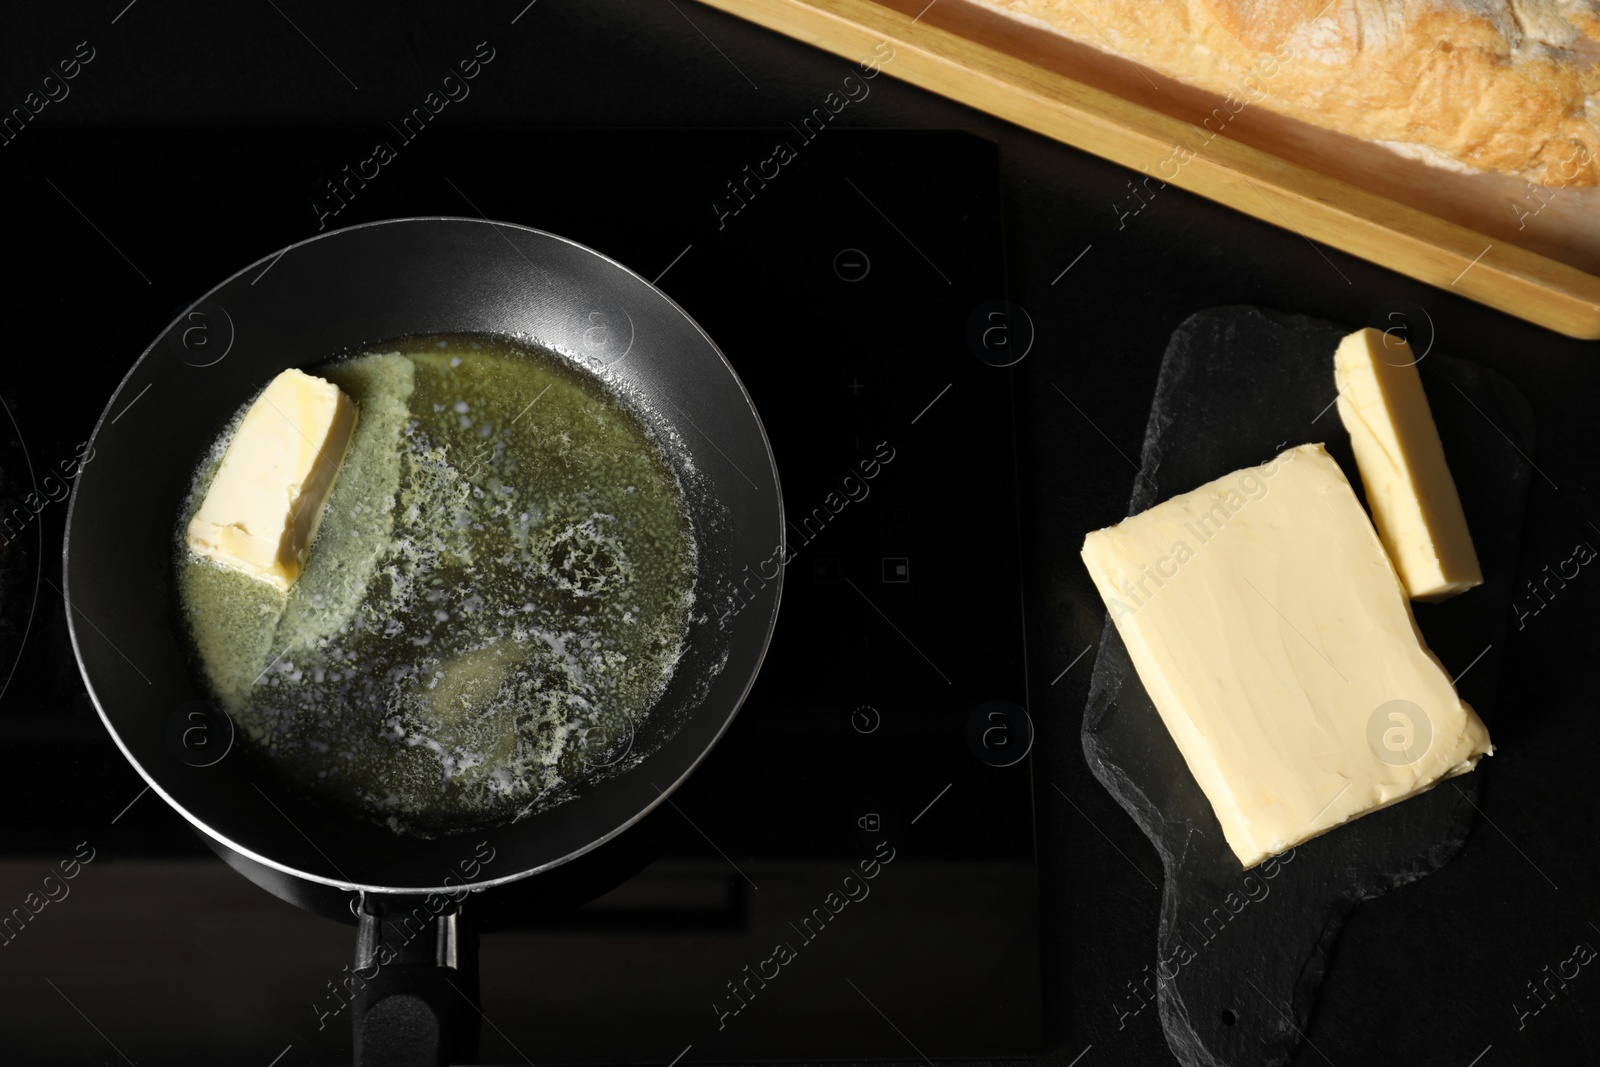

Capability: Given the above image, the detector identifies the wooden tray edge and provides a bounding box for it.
[700,0,1600,341]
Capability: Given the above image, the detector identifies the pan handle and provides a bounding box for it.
[352,893,480,1067]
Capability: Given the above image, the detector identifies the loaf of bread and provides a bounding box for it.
[972,0,1600,186]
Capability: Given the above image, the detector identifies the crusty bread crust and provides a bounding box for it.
[976,0,1600,186]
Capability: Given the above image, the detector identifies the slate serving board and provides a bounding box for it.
[1082,306,1535,1067]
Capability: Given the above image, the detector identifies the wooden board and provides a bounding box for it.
[698,0,1600,340]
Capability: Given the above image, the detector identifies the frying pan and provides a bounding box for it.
[63,218,784,1064]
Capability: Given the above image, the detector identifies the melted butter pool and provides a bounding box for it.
[176,335,697,836]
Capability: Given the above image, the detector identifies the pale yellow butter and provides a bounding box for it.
[186,368,357,591]
[1081,444,1492,868]
[1334,327,1482,602]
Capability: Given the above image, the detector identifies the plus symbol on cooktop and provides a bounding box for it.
[847,378,865,395]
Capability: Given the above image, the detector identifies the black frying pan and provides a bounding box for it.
[63,218,784,1064]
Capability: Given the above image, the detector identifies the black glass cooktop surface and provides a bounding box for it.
[0,127,1040,1065]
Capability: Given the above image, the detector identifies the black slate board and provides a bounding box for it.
[1082,306,1535,1067]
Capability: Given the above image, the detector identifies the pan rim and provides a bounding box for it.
[64,215,786,895]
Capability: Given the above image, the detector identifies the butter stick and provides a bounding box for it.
[1334,328,1482,602]
[186,368,357,591]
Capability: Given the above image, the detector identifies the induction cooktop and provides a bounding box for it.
[0,127,1041,1064]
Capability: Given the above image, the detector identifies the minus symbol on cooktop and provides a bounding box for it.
[834,249,870,282]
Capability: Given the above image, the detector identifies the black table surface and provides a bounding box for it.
[4,3,1599,1066]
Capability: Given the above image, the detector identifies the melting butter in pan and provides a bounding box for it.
[184,367,357,592]
[176,337,698,835]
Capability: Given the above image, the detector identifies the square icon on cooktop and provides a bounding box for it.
[882,557,910,583]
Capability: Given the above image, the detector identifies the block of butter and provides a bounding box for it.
[1334,328,1482,602]
[1081,444,1492,868]
[186,368,357,592]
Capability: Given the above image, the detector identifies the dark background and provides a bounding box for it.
[1,2,1598,1065]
